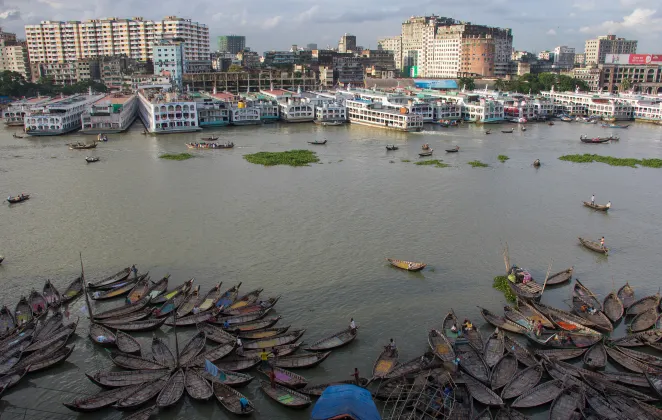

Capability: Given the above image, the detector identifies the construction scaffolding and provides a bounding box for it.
[183,71,322,94]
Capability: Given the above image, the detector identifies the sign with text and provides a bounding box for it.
[605,54,662,65]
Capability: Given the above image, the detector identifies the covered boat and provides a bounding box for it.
[310,384,379,420]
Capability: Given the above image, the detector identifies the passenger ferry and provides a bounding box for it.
[192,92,230,127]
[80,94,138,134]
[278,98,314,123]
[314,102,347,123]
[230,104,261,125]
[345,98,423,132]
[3,97,52,126]
[137,88,201,134]
[24,94,106,136]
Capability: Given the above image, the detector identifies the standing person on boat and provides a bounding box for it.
[259,349,270,369]
[606,201,611,209]
[591,194,595,206]
[239,397,251,413]
[268,368,276,388]
[350,318,357,335]
[351,367,360,385]
[386,338,397,355]
[536,320,543,337]
[131,265,138,279]
[600,236,605,249]
[236,337,243,356]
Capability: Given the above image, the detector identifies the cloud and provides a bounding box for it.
[573,0,596,11]
[262,15,282,29]
[37,0,65,9]
[0,9,20,20]
[546,29,557,35]
[315,8,402,24]
[580,8,662,34]
[569,12,576,17]
[295,5,318,23]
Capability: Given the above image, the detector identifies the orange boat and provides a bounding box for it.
[386,258,426,272]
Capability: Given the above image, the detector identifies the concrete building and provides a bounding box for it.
[334,57,365,86]
[538,50,552,61]
[569,55,662,94]
[572,67,602,92]
[0,27,17,45]
[153,39,185,89]
[575,53,586,66]
[338,34,357,53]
[0,40,31,79]
[237,49,260,68]
[25,16,209,64]
[319,66,333,87]
[217,35,245,54]
[553,46,575,70]
[584,34,637,64]
[183,70,319,94]
[306,43,318,51]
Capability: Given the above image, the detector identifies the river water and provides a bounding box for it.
[1,120,661,419]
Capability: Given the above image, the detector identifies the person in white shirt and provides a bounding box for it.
[591,194,595,205]
[606,201,611,209]
[350,318,357,335]
[236,337,243,355]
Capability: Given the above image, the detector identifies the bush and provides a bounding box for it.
[243,150,319,167]
[498,155,509,162]
[468,160,489,168]
[159,153,194,161]
[415,159,450,168]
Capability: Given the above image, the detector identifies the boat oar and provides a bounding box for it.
[540,261,553,297]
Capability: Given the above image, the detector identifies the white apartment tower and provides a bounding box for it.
[25,16,209,64]
[584,35,637,64]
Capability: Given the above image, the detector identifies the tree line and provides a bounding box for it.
[0,71,108,99]
[459,73,590,94]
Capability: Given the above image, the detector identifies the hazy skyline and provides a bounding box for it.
[1,0,660,54]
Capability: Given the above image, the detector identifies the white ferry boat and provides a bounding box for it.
[3,97,52,126]
[80,94,138,134]
[314,102,347,123]
[137,88,201,134]
[191,92,230,127]
[230,104,261,125]
[345,98,423,132]
[249,99,279,123]
[24,94,106,136]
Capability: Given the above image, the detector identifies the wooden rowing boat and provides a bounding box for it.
[630,307,658,332]
[165,310,216,327]
[478,307,528,334]
[184,342,236,367]
[511,379,563,408]
[583,201,609,211]
[549,384,585,419]
[34,312,63,341]
[43,280,61,308]
[185,368,213,400]
[300,379,367,397]
[545,267,574,286]
[225,316,281,333]
[226,288,264,311]
[274,351,331,369]
[578,237,609,254]
[524,330,601,349]
[222,296,280,317]
[503,335,536,366]
[609,329,662,347]
[258,366,308,389]
[215,282,241,310]
[547,313,601,336]
[504,305,535,330]
[25,321,77,353]
[213,382,255,414]
[239,326,290,340]
[116,330,141,355]
[102,317,167,332]
[603,291,624,323]
[122,405,157,420]
[153,286,190,318]
[303,327,357,351]
[386,258,426,271]
[532,301,599,327]
[212,309,272,326]
[110,352,166,371]
[242,330,305,350]
[428,329,455,362]
[87,267,130,289]
[64,383,145,412]
[259,380,311,408]
[126,275,152,304]
[616,345,662,367]
[156,369,185,407]
[570,296,613,332]
[196,322,235,344]
[582,372,656,401]
[462,373,503,406]
[151,278,194,305]
[516,298,554,328]
[93,296,151,320]
[573,279,602,310]
[197,283,222,312]
[383,352,440,380]
[91,276,144,300]
[13,297,32,327]
[500,364,543,399]
[455,341,489,383]
[98,308,152,326]
[490,352,518,390]
[533,348,586,361]
[464,324,484,352]
[583,342,607,369]
[196,366,254,387]
[213,356,260,372]
[626,293,660,316]
[114,377,168,410]
[151,336,175,368]
[179,331,207,366]
[605,346,648,373]
[60,276,83,306]
[88,323,116,347]
[603,371,650,388]
[239,342,302,359]
[508,278,544,300]
[86,369,169,388]
[483,329,504,367]
[618,282,636,309]
[28,289,48,317]
[372,348,399,379]
[645,370,662,399]
[176,285,201,317]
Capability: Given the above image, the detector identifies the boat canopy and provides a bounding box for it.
[310,385,381,420]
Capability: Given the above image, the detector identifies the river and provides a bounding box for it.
[0,120,661,419]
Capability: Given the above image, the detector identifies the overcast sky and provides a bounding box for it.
[1,0,660,54]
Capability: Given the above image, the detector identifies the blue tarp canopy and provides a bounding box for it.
[413,79,458,90]
[310,385,381,420]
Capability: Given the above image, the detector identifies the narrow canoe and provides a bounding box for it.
[489,352,518,390]
[465,325,484,352]
[156,369,185,408]
[258,366,308,389]
[618,283,636,309]
[603,371,650,388]
[28,289,48,317]
[428,329,455,362]
[13,297,32,326]
[116,330,142,355]
[570,296,613,332]
[178,331,207,366]
[88,267,130,289]
[184,368,213,400]
[226,288,264,310]
[91,276,143,300]
[603,291,624,323]
[573,279,602,310]
[503,335,536,366]
[455,341,490,383]
[152,289,189,318]
[549,385,585,420]
[524,330,601,349]
[483,329,505,367]
[584,385,625,419]
[516,298,554,328]
[196,283,222,312]
[151,335,175,368]
[511,379,563,408]
[98,308,153,326]
[102,317,167,332]
[372,348,399,379]
[273,351,331,369]
[43,280,61,308]
[645,370,662,399]
[239,342,302,359]
[60,276,83,305]
[259,380,311,408]
[213,357,260,372]
[547,313,602,336]
[504,305,535,330]
[110,353,166,371]
[545,267,574,286]
[165,310,216,327]
[479,307,528,334]
[213,381,255,414]
[500,364,544,399]
[583,201,609,211]
[145,276,169,300]
[630,307,658,332]
[626,293,661,316]
[578,237,609,254]
[86,369,169,388]
[383,352,440,380]
[225,316,281,333]
[616,345,662,367]
[610,393,657,419]
[212,309,272,326]
[114,377,168,410]
[88,323,116,347]
[386,258,426,271]
[19,344,75,373]
[463,373,503,406]
[0,366,29,393]
[442,309,459,341]
[239,326,290,340]
[126,275,152,304]
[605,346,647,373]
[533,348,586,361]
[532,301,599,327]
[176,285,201,317]
[197,366,254,387]
[301,379,367,397]
[184,342,237,367]
[63,383,144,412]
[223,296,280,317]
[34,312,64,341]
[582,373,656,401]
[93,296,151,320]
[609,329,662,347]
[196,322,235,344]
[215,282,242,310]
[150,278,194,305]
[25,321,77,353]
[303,327,357,351]
[242,330,305,350]
[583,342,607,369]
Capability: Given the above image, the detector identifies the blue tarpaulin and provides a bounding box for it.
[413,79,458,90]
[310,385,381,420]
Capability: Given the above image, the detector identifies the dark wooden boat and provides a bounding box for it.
[609,394,656,419]
[490,351,518,390]
[196,322,235,344]
[64,383,145,412]
[483,329,504,367]
[102,317,167,332]
[111,352,167,370]
[584,385,626,419]
[153,287,190,318]
[0,365,29,394]
[633,400,662,419]
[578,237,609,254]
[646,369,662,399]
[500,364,543,399]
[91,276,143,300]
[122,405,158,420]
[116,330,141,355]
[580,135,610,143]
[428,329,455,362]
[418,150,433,157]
[28,289,48,317]
[372,347,399,379]
[239,326,290,340]
[156,369,185,407]
[385,145,398,151]
[465,324,484,352]
[85,156,100,163]
[609,328,662,347]
[151,335,175,368]
[463,373,503,406]
[442,309,459,337]
[98,308,153,326]
[213,382,255,414]
[34,312,63,341]
[125,275,152,304]
[176,285,201,317]
[547,313,601,336]
[541,360,583,388]
[583,201,609,211]
[516,298,554,329]
[165,310,215,327]
[86,369,169,388]
[42,280,61,308]
[511,379,563,408]
[114,377,168,410]
[226,288,264,311]
[89,323,116,347]
[196,283,222,312]
[88,267,131,289]
[603,371,650,388]
[94,296,151,321]
[630,307,658,332]
[260,380,311,408]
[533,348,586,361]
[583,342,606,369]
[618,282,636,309]
[59,276,83,305]
[223,296,280,317]
[184,342,236,367]
[145,275,169,299]
[504,305,534,330]
[150,278,194,305]
[7,194,30,203]
[503,335,536,366]
[0,306,16,338]
[455,341,489,383]
[508,279,544,301]
[525,330,601,349]
[242,330,304,350]
[616,345,662,367]
[212,308,272,326]
[533,301,599,327]
[304,327,356,351]
[13,297,32,326]
[185,368,212,400]
[178,331,206,366]
[582,372,656,401]
[301,379,367,397]
[197,366,254,387]
[69,142,97,149]
[239,342,302,359]
[273,351,331,369]
[605,346,647,373]
[215,282,242,310]
[227,316,281,332]
[549,385,584,419]
[383,352,439,380]
[258,366,308,389]
[573,279,602,310]
[213,356,260,372]
[26,321,77,353]
[0,325,35,356]
[386,258,426,271]
[501,129,514,133]
[307,140,327,145]
[479,307,528,334]
[626,292,660,316]
[201,136,219,141]
[21,344,75,372]
[603,291,624,323]
[445,146,460,153]
[571,296,613,332]
[545,267,574,286]
[495,408,530,420]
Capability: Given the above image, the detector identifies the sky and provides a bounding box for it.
[1,0,661,54]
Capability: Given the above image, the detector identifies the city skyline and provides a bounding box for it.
[1,0,660,54]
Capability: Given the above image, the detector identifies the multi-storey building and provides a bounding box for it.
[25,16,209,64]
[153,39,185,89]
[338,34,357,53]
[217,35,245,54]
[584,35,637,64]
[0,40,31,79]
[0,27,17,45]
[538,51,552,60]
[574,53,586,67]
[570,55,662,94]
[334,57,365,86]
[553,46,575,70]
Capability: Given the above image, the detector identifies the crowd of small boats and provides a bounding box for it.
[185,141,234,149]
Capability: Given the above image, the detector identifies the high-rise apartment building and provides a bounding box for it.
[24,16,209,64]
[379,15,512,78]
[552,46,575,69]
[217,35,245,54]
[153,39,185,89]
[338,34,357,53]
[0,27,17,45]
[584,35,637,64]
[0,40,31,79]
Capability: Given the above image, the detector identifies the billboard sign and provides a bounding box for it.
[605,54,662,65]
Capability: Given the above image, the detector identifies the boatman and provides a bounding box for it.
[600,236,605,249]
[387,338,397,355]
[606,201,611,209]
[350,318,357,335]
[239,397,250,413]
[591,194,595,205]
[351,367,360,385]
[259,349,270,369]
[236,337,243,356]
[131,265,138,279]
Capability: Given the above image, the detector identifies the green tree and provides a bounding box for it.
[227,64,244,72]
[494,78,506,91]
[458,77,475,91]
[620,78,632,92]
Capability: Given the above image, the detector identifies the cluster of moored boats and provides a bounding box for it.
[56,266,362,417]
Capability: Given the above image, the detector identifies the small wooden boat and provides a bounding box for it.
[603,371,650,388]
[532,301,599,328]
[196,283,222,312]
[222,296,280,317]
[122,405,158,420]
[151,335,175,368]
[91,276,143,300]
[609,329,662,347]
[501,364,543,399]
[7,194,30,204]
[12,133,24,139]
[64,383,145,412]
[102,317,167,332]
[304,327,357,351]
[242,330,304,350]
[215,282,242,310]
[24,321,75,353]
[184,342,236,367]
[578,237,608,254]
[504,305,534,330]
[115,330,141,356]
[580,135,610,143]
[307,140,327,145]
[176,285,201,317]
[616,345,662,367]
[225,316,281,333]
[485,130,492,134]
[646,370,662,399]
[86,369,169,388]
[114,377,168,410]
[533,348,586,361]
[516,298,554,328]
[483,329,504,367]
[582,373,655,401]
[258,366,308,389]
[602,123,629,129]
[445,146,460,153]
[97,309,150,326]
[89,323,116,347]
[386,258,426,271]
[239,342,302,359]
[87,267,131,289]
[60,276,83,305]
[34,312,63,341]
[212,309,272,326]
[196,322,235,344]
[490,352,518,390]
[428,329,455,362]
[213,382,255,414]
[126,275,152,304]
[301,379,367,397]
[603,291,624,323]
[155,369,185,407]
[153,287,190,318]
[0,307,15,338]
[146,275,169,299]
[525,330,601,349]
[69,142,97,150]
[321,121,343,126]
[21,343,75,373]
[85,156,100,163]
[618,283,636,309]
[455,341,490,383]
[214,357,260,372]
[583,342,607,369]
[630,307,658,332]
[418,150,433,157]
[14,297,32,326]
[508,278,544,301]
[28,289,48,317]
[626,293,660,316]
[501,129,514,133]
[372,347,399,379]
[197,366,254,387]
[240,326,290,340]
[94,296,151,320]
[260,380,311,408]
[226,288,264,311]
[42,280,61,308]
[549,385,585,419]
[462,373,503,406]
[383,352,439,380]
[583,201,609,211]
[178,331,206,366]
[547,312,601,336]
[165,310,216,327]
[201,136,219,141]
[385,145,398,151]
[633,400,662,419]
[274,351,331,369]
[511,379,563,408]
[0,365,29,394]
[478,307,528,334]
[605,346,647,373]
[185,368,213,400]
[150,278,194,305]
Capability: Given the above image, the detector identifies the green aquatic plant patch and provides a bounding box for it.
[559,154,662,169]
[468,160,489,168]
[493,276,517,302]
[243,150,319,167]
[159,153,194,161]
[498,155,509,162]
[415,159,450,168]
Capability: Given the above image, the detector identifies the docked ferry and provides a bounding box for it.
[137,88,202,134]
[278,98,315,123]
[345,99,423,132]
[24,94,106,136]
[190,92,230,127]
[80,94,138,134]
[3,97,52,126]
